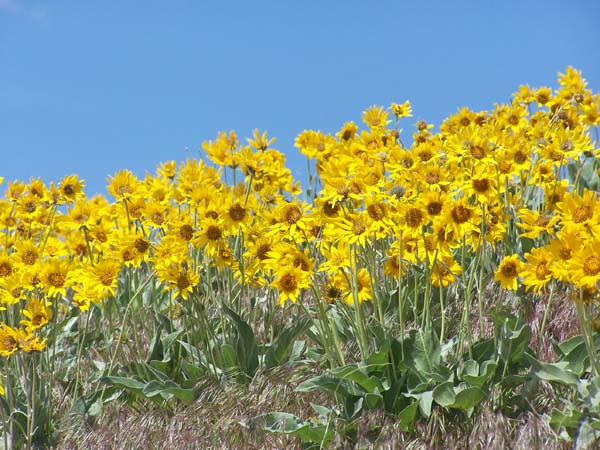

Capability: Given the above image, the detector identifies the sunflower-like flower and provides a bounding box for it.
[494,254,523,291]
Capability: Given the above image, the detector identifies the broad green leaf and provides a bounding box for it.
[264,315,311,369]
[329,364,384,393]
[220,343,238,370]
[550,408,583,430]
[452,387,487,410]
[498,317,532,364]
[222,303,259,378]
[576,420,600,450]
[398,401,419,432]
[248,412,335,445]
[296,375,362,398]
[100,376,146,396]
[403,326,441,379]
[525,354,579,386]
[463,360,497,387]
[432,382,455,407]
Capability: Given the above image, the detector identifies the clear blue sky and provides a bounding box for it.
[1,0,599,196]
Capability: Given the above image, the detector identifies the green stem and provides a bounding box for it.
[537,281,555,350]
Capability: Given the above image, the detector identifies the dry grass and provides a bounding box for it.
[53,291,589,450]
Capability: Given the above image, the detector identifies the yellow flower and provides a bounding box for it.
[391,101,412,118]
[444,198,481,240]
[20,297,53,332]
[203,130,239,167]
[0,254,16,279]
[521,247,554,293]
[156,263,200,301]
[17,330,46,353]
[429,253,462,288]
[321,273,346,303]
[335,122,358,142]
[0,324,20,357]
[58,174,86,203]
[39,258,71,298]
[362,106,390,129]
[516,209,559,239]
[566,237,600,289]
[337,212,370,248]
[84,258,122,298]
[193,216,226,256]
[156,160,177,180]
[494,254,523,291]
[271,265,310,305]
[342,268,372,305]
[72,283,103,312]
[247,129,275,151]
[556,189,600,236]
[107,169,139,200]
[0,272,27,306]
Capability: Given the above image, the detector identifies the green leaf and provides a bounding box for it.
[550,408,583,430]
[222,304,259,378]
[462,360,498,387]
[162,330,184,359]
[452,387,487,410]
[150,383,197,403]
[264,315,311,369]
[432,382,455,407]
[498,317,532,364]
[146,325,164,362]
[296,375,361,398]
[525,354,579,386]
[403,326,441,379]
[220,343,238,370]
[409,390,433,418]
[329,364,385,394]
[100,376,146,394]
[576,419,600,450]
[247,412,335,445]
[398,401,419,432]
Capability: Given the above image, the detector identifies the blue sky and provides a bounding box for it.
[1,0,599,196]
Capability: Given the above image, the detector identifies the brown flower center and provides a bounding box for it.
[178,224,194,241]
[134,238,150,253]
[48,271,66,287]
[285,205,302,224]
[535,262,551,280]
[256,244,271,260]
[536,215,551,227]
[98,270,114,286]
[22,251,37,266]
[406,208,424,228]
[63,184,75,196]
[206,225,222,241]
[177,274,191,291]
[352,219,366,236]
[513,150,528,164]
[425,172,440,185]
[323,201,339,217]
[573,206,592,223]
[427,202,442,216]
[583,256,600,276]
[228,204,247,222]
[367,203,385,221]
[470,145,485,160]
[501,262,518,278]
[279,273,298,293]
[473,179,491,193]
[451,205,472,224]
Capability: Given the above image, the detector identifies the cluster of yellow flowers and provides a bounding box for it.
[0,67,598,364]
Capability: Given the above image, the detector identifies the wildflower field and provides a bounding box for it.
[1,67,600,449]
